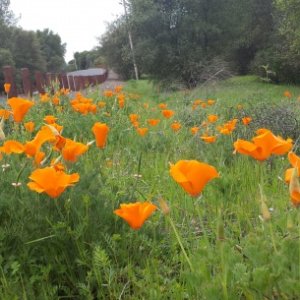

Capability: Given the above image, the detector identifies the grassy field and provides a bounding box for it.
[0,76,299,299]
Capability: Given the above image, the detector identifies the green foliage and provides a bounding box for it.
[10,28,46,71]
[36,29,66,72]
[0,77,299,298]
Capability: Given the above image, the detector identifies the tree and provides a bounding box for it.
[10,28,46,71]
[0,0,16,26]
[36,29,66,72]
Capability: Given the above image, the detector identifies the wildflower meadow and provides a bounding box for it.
[0,76,299,299]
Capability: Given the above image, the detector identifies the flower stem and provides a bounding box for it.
[167,215,194,272]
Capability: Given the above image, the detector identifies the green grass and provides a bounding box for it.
[0,76,299,299]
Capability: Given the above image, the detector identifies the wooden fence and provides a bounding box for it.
[2,66,108,98]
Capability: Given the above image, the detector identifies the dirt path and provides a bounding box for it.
[98,69,125,91]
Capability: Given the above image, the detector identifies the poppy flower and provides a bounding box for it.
[218,119,238,135]
[283,90,292,98]
[289,168,300,207]
[52,96,60,105]
[117,93,125,108]
[200,135,217,144]
[104,90,114,97]
[129,114,139,124]
[158,103,167,109]
[242,117,252,125]
[285,152,300,183]
[136,127,148,136]
[190,127,199,135]
[207,99,215,106]
[207,114,218,123]
[27,167,79,198]
[114,201,157,230]
[171,122,181,132]
[162,109,174,119]
[24,121,35,133]
[170,160,218,197]
[4,83,11,94]
[0,109,11,120]
[24,126,56,158]
[147,119,160,126]
[7,97,34,122]
[0,140,24,154]
[62,139,89,162]
[44,115,58,124]
[92,122,109,148]
[234,129,293,161]
[114,85,123,93]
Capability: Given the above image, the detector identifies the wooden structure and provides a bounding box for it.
[2,66,108,97]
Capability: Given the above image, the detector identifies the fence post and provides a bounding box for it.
[62,74,69,90]
[34,71,45,94]
[3,65,18,97]
[68,75,75,91]
[21,68,32,96]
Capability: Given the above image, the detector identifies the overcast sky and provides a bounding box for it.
[10,0,124,62]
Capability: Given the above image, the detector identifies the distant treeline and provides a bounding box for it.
[99,0,300,88]
[0,0,105,92]
[2,0,300,90]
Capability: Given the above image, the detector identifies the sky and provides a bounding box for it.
[10,0,124,62]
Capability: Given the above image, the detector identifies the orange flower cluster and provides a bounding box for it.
[71,93,97,115]
[234,129,293,161]
[217,119,238,135]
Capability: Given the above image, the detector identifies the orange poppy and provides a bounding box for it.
[171,122,181,132]
[27,167,79,198]
[0,140,24,154]
[207,114,218,123]
[0,109,11,120]
[158,103,167,109]
[114,201,157,230]
[285,152,300,183]
[24,127,56,162]
[40,93,50,102]
[62,139,89,162]
[52,96,60,105]
[242,117,252,125]
[190,127,199,135]
[162,109,174,119]
[289,168,300,207]
[7,97,34,122]
[217,119,238,135]
[114,85,123,93]
[4,83,11,94]
[129,114,139,124]
[200,135,217,144]
[132,121,139,128]
[104,90,114,97]
[283,90,292,98]
[207,99,215,106]
[136,127,148,136]
[24,121,35,133]
[170,160,218,197]
[147,119,160,126]
[117,93,125,108]
[92,122,110,149]
[234,129,293,161]
[44,115,58,124]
